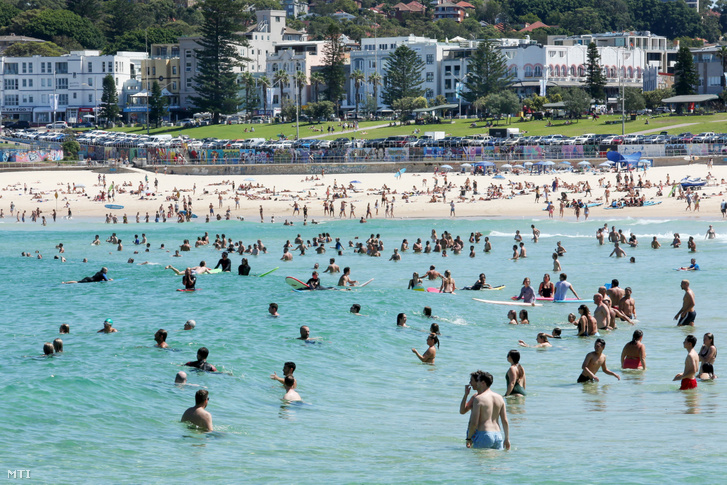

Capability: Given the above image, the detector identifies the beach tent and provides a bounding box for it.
[501,163,513,170]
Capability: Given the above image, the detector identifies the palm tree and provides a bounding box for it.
[294,70,307,107]
[717,45,727,88]
[368,72,382,117]
[240,72,255,121]
[310,71,325,103]
[350,69,366,120]
[273,69,289,110]
[258,75,271,119]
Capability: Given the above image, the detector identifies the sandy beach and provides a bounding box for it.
[1,162,724,221]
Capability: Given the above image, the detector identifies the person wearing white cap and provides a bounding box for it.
[183,320,196,330]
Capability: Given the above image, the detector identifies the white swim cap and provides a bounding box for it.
[185,320,196,328]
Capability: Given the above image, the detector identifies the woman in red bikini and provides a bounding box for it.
[621,330,646,370]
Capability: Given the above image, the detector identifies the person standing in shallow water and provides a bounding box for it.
[674,334,699,390]
[181,389,213,432]
[465,371,510,450]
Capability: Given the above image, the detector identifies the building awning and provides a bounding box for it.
[413,103,459,113]
[661,94,719,103]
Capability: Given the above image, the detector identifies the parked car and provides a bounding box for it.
[46,121,68,130]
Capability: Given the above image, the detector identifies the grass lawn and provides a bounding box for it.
[106,120,384,140]
[102,112,727,142]
[316,113,727,140]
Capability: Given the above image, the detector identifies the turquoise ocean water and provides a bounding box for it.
[1,215,725,483]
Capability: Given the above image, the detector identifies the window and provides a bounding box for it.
[368,60,376,69]
[5,95,18,106]
[58,94,68,105]
[186,79,192,88]
[186,62,192,72]
[445,66,451,75]
[73,92,77,99]
[172,81,177,90]
[56,78,69,90]
[709,76,721,86]
[172,66,177,75]
[186,50,192,58]
[4,79,18,90]
[102,62,106,73]
[509,66,517,77]
[426,54,434,65]
[390,44,396,49]
[524,66,533,78]
[88,62,93,73]
[569,66,576,76]
[559,51,565,57]
[152,67,156,76]
[22,79,27,87]
[56,62,68,74]
[379,44,387,50]
[22,95,33,103]
[426,72,434,82]
[425,89,434,98]
[88,78,93,87]
[27,62,33,74]
[89,94,93,103]
[41,62,46,74]
[41,79,46,88]
[578,65,585,77]
[4,63,18,74]
[534,65,542,77]
[22,62,27,74]
[554,66,560,76]
[108,62,113,72]
[454,65,460,77]
[41,94,48,104]
[444,79,452,90]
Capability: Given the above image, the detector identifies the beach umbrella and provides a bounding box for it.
[75,183,86,188]
[523,162,533,167]
[501,163,513,170]
[244,177,256,181]
[542,160,555,166]
[494,174,506,179]
[513,164,525,169]
[440,164,453,171]
[598,162,612,167]
[558,161,572,166]
[474,161,495,167]
[460,163,472,168]
[577,160,591,166]
[350,180,362,184]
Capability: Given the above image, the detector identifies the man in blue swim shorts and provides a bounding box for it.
[465,371,510,450]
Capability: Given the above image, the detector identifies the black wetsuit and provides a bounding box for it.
[183,274,196,289]
[185,360,217,372]
[215,258,232,272]
[306,277,321,289]
[238,263,251,275]
[79,270,108,283]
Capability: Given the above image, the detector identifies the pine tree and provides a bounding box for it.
[381,45,425,107]
[674,45,699,96]
[100,74,119,125]
[322,24,346,114]
[189,0,248,124]
[148,81,169,128]
[584,42,607,103]
[462,41,514,103]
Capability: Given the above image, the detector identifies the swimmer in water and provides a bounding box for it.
[181,389,213,432]
[268,303,279,317]
[271,361,296,386]
[518,333,552,348]
[350,304,363,316]
[154,329,169,348]
[621,330,646,369]
[408,272,423,289]
[412,333,439,364]
[98,318,117,333]
[283,375,301,401]
[63,267,112,284]
[183,319,196,330]
[578,339,620,383]
[184,347,217,372]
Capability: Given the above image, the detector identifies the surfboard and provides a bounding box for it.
[412,287,426,291]
[473,298,543,307]
[104,204,124,210]
[463,285,505,291]
[359,278,374,287]
[176,289,198,292]
[208,268,222,274]
[523,297,591,303]
[256,267,279,277]
[285,276,309,290]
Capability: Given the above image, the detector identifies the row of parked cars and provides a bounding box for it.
[6,128,727,153]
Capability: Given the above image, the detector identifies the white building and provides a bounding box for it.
[349,35,453,111]
[179,9,288,111]
[0,50,146,125]
[266,41,327,110]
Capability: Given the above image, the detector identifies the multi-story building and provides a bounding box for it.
[0,50,146,125]
[136,44,182,123]
[282,0,309,18]
[179,9,288,111]
[266,41,327,110]
[548,31,676,77]
[691,46,726,95]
